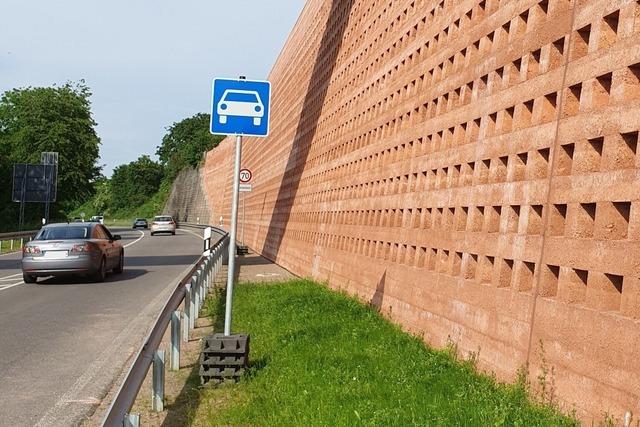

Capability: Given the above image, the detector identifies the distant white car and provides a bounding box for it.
[90,215,104,224]
[150,215,176,236]
[217,89,264,126]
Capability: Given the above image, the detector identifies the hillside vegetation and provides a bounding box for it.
[70,114,223,223]
[0,82,101,231]
[0,81,222,230]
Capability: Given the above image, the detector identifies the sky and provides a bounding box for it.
[0,1,306,176]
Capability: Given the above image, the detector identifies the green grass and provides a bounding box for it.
[192,279,577,426]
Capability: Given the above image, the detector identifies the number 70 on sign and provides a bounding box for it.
[239,168,252,183]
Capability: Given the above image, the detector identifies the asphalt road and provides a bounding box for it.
[0,227,204,426]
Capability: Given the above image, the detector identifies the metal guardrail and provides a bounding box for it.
[0,230,39,254]
[101,224,229,427]
[178,222,227,237]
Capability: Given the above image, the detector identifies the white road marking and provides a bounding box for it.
[123,230,144,248]
[0,230,145,294]
[0,281,24,290]
[61,397,101,405]
[0,273,23,280]
[177,228,204,239]
[256,273,280,277]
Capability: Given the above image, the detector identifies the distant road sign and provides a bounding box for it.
[239,184,252,192]
[210,78,271,137]
[239,168,252,183]
[12,163,57,203]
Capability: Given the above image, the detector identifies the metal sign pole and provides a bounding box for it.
[44,164,51,224]
[224,133,242,336]
[19,170,26,231]
[241,192,246,245]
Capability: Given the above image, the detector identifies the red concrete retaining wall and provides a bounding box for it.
[203,0,640,422]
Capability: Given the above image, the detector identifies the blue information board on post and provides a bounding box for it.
[210,78,271,137]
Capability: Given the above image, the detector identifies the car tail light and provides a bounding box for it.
[23,246,41,255]
[71,242,97,253]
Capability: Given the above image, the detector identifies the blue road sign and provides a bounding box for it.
[210,78,271,137]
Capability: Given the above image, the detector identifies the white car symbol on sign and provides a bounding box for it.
[217,90,264,126]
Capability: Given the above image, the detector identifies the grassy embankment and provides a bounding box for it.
[184,279,577,426]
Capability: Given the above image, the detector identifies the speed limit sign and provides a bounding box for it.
[239,168,252,183]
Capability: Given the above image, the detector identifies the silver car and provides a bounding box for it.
[22,223,124,283]
[150,215,176,236]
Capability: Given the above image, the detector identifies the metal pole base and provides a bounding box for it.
[200,333,250,384]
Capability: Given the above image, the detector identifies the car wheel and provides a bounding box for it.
[150,232,155,236]
[23,273,36,284]
[92,257,107,282]
[113,251,124,274]
[172,231,175,236]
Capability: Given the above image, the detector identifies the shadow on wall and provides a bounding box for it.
[370,269,387,311]
[261,0,354,258]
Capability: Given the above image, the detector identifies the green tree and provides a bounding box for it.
[156,113,223,178]
[109,155,163,212]
[91,177,111,214]
[0,82,101,229]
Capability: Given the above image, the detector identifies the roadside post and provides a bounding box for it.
[238,168,252,255]
[205,75,270,382]
[170,311,181,371]
[203,227,212,256]
[151,349,165,412]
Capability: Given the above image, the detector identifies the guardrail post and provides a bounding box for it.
[199,271,205,310]
[214,248,221,278]
[190,278,197,328]
[198,268,204,306]
[199,266,206,299]
[151,349,165,412]
[207,256,213,288]
[124,413,140,427]
[170,311,180,371]
[191,272,200,320]
[184,283,192,336]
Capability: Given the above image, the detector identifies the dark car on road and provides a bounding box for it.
[132,218,148,229]
[22,222,124,283]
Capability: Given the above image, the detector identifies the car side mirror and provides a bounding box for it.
[112,235,121,241]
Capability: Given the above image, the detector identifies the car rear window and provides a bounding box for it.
[155,216,173,222]
[36,226,91,240]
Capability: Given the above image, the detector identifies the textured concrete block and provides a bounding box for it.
[200,0,640,421]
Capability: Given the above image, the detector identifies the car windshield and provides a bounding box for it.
[135,218,146,221]
[224,91,259,103]
[36,226,91,240]
[155,216,173,222]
